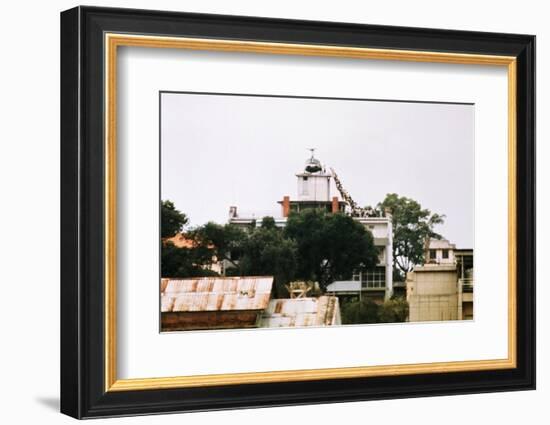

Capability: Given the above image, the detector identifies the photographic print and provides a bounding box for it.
[160,92,474,332]
[61,9,535,417]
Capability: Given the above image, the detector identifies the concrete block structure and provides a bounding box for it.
[406,246,474,322]
[406,265,460,321]
[425,238,456,265]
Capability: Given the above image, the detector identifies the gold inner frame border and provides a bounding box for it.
[104,33,517,392]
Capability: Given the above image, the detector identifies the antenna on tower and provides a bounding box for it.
[304,148,322,173]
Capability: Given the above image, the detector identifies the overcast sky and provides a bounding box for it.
[161,92,474,248]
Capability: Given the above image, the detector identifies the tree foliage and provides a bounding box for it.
[189,222,247,269]
[161,200,188,238]
[284,210,379,290]
[161,242,218,278]
[159,204,379,297]
[341,298,380,324]
[239,223,298,297]
[377,193,445,278]
[378,297,409,323]
[341,297,409,324]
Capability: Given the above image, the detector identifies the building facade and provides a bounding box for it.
[406,265,460,321]
[407,239,474,321]
[228,152,393,299]
[425,238,456,265]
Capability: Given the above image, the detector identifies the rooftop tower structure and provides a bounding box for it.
[279,149,346,217]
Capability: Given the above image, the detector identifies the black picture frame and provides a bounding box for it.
[61,5,535,419]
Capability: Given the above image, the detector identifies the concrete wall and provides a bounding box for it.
[425,238,456,265]
[407,266,460,322]
[296,173,331,202]
[461,291,474,320]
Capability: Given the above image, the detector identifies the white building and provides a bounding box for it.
[229,152,393,300]
[425,238,456,265]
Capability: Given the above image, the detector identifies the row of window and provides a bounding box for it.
[429,249,450,259]
[352,268,386,289]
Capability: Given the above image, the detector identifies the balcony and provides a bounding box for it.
[459,278,474,292]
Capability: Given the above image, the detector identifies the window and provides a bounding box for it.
[429,249,437,259]
[301,177,309,195]
[442,249,449,259]
[361,267,386,289]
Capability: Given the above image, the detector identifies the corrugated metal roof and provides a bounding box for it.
[326,280,361,292]
[161,276,273,313]
[260,296,341,328]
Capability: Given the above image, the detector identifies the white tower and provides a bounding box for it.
[296,149,332,202]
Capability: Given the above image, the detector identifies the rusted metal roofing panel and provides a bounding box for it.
[160,276,273,313]
[160,278,169,293]
[161,296,175,312]
[260,296,341,328]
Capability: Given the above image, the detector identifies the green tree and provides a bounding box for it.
[260,216,277,230]
[160,200,224,278]
[239,222,298,297]
[341,299,380,324]
[161,200,188,238]
[161,241,218,278]
[160,200,197,278]
[189,222,247,269]
[284,210,379,290]
[377,193,445,278]
[378,297,409,323]
[341,297,409,324]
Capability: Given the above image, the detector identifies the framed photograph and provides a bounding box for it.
[60,6,535,419]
